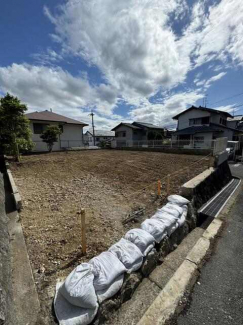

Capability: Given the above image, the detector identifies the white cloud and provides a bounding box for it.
[128,90,204,128]
[0,63,121,128]
[204,72,227,88]
[44,0,190,102]
[1,0,243,130]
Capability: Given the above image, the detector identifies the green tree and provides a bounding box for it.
[0,93,34,161]
[40,125,62,152]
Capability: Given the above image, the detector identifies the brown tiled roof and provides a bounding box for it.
[25,110,88,126]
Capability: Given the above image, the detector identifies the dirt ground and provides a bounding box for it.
[10,149,210,321]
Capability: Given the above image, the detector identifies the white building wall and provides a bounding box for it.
[114,125,134,141]
[30,121,84,152]
[177,109,210,130]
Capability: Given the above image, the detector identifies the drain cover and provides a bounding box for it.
[199,178,241,218]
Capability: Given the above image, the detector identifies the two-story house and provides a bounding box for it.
[26,110,88,152]
[111,121,167,147]
[172,106,236,147]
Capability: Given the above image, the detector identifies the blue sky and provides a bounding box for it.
[0,0,243,130]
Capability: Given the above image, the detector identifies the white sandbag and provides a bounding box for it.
[141,219,167,243]
[167,194,189,206]
[96,274,124,303]
[109,238,143,273]
[89,251,127,291]
[59,263,98,309]
[177,205,188,227]
[54,281,98,325]
[177,214,186,227]
[152,212,178,236]
[168,223,178,235]
[124,228,155,256]
[158,203,183,218]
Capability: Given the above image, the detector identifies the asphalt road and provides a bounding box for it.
[176,163,243,325]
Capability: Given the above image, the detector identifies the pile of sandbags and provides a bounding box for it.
[54,194,189,325]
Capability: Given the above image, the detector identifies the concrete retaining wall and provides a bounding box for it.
[181,160,232,210]
[113,147,212,156]
[0,173,16,325]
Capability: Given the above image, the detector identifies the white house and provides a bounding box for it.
[111,121,167,147]
[172,106,237,147]
[25,110,88,152]
[84,130,115,146]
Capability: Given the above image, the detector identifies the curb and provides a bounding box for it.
[137,218,223,325]
[6,168,22,211]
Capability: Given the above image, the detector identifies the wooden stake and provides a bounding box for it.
[157,180,161,196]
[167,175,170,196]
[81,209,87,255]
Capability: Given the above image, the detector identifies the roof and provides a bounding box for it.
[132,122,165,130]
[111,121,165,131]
[86,130,115,137]
[173,106,233,120]
[111,123,141,131]
[174,125,223,135]
[25,110,88,126]
[227,115,243,122]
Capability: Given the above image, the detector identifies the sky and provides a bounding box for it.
[0,0,243,130]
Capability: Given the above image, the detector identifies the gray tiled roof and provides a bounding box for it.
[173,106,232,119]
[26,110,88,126]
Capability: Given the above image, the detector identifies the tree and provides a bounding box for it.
[0,93,34,161]
[40,125,62,152]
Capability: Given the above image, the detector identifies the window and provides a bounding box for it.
[189,118,201,126]
[115,131,126,137]
[194,136,204,141]
[59,125,64,133]
[220,118,226,126]
[96,137,100,141]
[33,123,49,134]
[201,117,210,124]
[189,116,210,126]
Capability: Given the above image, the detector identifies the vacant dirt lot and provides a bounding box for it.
[10,149,210,321]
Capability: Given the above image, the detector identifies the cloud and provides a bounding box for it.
[204,72,227,88]
[44,0,243,105]
[44,0,191,102]
[32,48,64,65]
[128,90,204,128]
[0,63,121,127]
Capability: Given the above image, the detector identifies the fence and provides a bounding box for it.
[213,137,228,156]
[60,140,84,148]
[114,138,228,153]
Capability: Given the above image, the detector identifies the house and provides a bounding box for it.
[172,106,236,147]
[25,110,88,152]
[84,130,115,146]
[111,121,167,146]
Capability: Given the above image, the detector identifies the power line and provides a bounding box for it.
[210,91,243,106]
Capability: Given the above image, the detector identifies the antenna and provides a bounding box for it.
[89,110,95,146]
[204,94,208,108]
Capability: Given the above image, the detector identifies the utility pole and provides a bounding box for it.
[90,111,95,146]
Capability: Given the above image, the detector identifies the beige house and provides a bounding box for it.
[26,110,88,152]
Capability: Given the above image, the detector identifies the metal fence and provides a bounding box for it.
[60,140,84,148]
[114,137,230,156]
[115,139,215,149]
